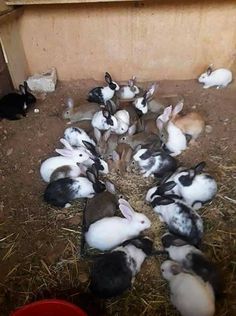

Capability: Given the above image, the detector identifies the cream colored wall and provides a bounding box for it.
[19,1,236,81]
[0,9,29,88]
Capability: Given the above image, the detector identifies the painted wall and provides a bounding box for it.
[19,1,236,81]
[0,10,29,87]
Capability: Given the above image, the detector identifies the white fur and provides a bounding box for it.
[85,209,151,251]
[112,110,130,135]
[175,173,218,209]
[165,244,202,263]
[165,122,187,156]
[102,86,117,101]
[146,187,158,202]
[134,97,148,114]
[40,156,86,183]
[70,177,98,198]
[133,149,162,177]
[161,261,215,316]
[118,86,139,100]
[92,111,118,131]
[198,68,232,89]
[115,244,146,276]
[50,164,82,182]
[64,127,96,147]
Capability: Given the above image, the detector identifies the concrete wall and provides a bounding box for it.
[19,1,236,81]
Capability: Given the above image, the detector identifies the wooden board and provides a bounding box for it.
[6,0,141,5]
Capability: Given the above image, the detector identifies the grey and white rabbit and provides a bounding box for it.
[44,166,106,208]
[90,236,153,298]
[85,198,151,251]
[150,190,203,245]
[161,260,215,316]
[0,81,36,120]
[87,72,120,104]
[117,76,140,100]
[133,147,177,178]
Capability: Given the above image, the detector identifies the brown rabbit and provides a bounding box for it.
[93,128,119,158]
[107,143,133,175]
[62,97,100,123]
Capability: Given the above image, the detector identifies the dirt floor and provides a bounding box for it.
[0,79,236,316]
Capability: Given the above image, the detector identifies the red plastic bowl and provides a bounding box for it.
[11,299,88,316]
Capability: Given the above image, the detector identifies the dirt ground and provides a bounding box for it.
[0,79,235,316]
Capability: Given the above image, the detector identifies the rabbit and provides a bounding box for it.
[172,161,218,210]
[133,148,177,178]
[151,195,203,246]
[161,103,205,141]
[83,181,126,231]
[113,109,130,135]
[198,65,232,89]
[62,97,100,123]
[133,83,157,114]
[0,81,36,120]
[40,139,90,182]
[93,128,119,158]
[91,109,118,131]
[161,260,215,316]
[136,117,159,135]
[87,72,120,104]
[50,165,84,182]
[157,119,187,156]
[85,198,151,251]
[107,143,134,175]
[64,126,96,148]
[89,236,153,298]
[146,179,179,203]
[116,76,140,100]
[44,166,106,207]
[118,129,161,151]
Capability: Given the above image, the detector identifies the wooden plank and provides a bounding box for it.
[6,0,141,5]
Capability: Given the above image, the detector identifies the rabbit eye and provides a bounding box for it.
[79,154,83,157]
[161,269,164,272]
[141,220,145,224]
[122,137,125,140]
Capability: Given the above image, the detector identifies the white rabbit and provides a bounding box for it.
[198,65,232,89]
[92,109,118,131]
[112,109,130,135]
[40,139,90,182]
[161,260,215,316]
[85,198,151,251]
[134,83,157,114]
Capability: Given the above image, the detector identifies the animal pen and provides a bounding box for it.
[0,0,235,315]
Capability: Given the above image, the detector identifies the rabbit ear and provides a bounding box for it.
[172,101,183,116]
[156,118,164,131]
[60,138,73,150]
[206,65,213,76]
[105,100,113,114]
[158,196,175,205]
[162,105,173,122]
[55,148,73,157]
[105,72,112,84]
[128,124,136,135]
[102,110,110,119]
[103,128,111,141]
[171,263,182,275]
[86,169,97,184]
[19,84,26,95]
[145,83,158,99]
[172,238,189,247]
[194,161,206,174]
[82,140,98,157]
[67,98,74,109]
[159,181,177,194]
[24,81,29,92]
[105,181,116,194]
[112,150,120,161]
[119,205,134,221]
[118,198,135,210]
[94,128,101,142]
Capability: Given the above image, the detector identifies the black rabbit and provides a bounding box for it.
[0,81,36,120]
